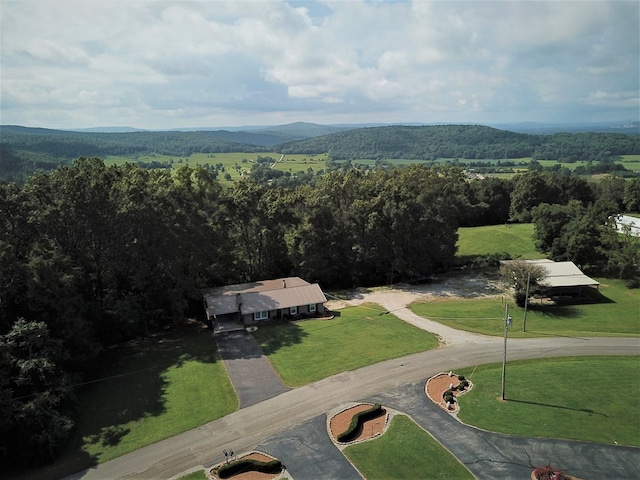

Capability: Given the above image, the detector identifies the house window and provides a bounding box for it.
[309,303,317,312]
[254,311,269,321]
[290,306,298,315]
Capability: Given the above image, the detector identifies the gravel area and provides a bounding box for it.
[324,272,504,345]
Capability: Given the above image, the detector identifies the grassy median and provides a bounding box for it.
[344,415,474,479]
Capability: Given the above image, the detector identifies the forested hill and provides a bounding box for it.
[2,124,640,184]
[278,124,640,161]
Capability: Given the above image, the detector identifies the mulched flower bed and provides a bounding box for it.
[209,452,283,480]
[329,403,389,444]
[425,372,472,413]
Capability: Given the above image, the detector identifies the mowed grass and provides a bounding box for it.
[344,415,474,480]
[177,471,208,480]
[252,304,439,387]
[409,278,640,337]
[456,356,640,447]
[41,330,237,478]
[457,223,543,259]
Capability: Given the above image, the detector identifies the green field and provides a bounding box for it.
[409,277,640,337]
[457,356,640,447]
[104,152,329,183]
[251,304,439,387]
[38,330,237,479]
[621,154,640,171]
[456,223,542,259]
[344,415,474,480]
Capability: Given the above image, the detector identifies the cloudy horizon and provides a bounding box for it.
[1,0,638,130]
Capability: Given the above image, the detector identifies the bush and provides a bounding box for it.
[217,458,282,478]
[532,466,568,480]
[457,375,466,381]
[460,380,469,388]
[337,403,384,443]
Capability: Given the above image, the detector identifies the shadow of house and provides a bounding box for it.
[202,277,328,334]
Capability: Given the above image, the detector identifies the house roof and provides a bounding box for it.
[202,277,327,317]
[502,260,600,288]
[239,283,327,315]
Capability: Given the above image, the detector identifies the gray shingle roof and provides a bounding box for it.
[202,277,326,317]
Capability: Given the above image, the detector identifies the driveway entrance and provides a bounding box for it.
[216,330,290,408]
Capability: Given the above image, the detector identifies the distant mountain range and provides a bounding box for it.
[66,120,639,135]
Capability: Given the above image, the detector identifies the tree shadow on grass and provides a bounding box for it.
[16,326,219,480]
[251,322,308,356]
[506,398,608,417]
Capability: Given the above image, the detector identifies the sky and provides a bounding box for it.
[1,0,638,130]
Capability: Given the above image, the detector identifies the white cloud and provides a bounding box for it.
[0,0,637,129]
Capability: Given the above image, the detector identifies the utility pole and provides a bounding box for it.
[501,303,511,401]
[523,271,531,332]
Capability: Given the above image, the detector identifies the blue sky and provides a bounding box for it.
[1,0,638,129]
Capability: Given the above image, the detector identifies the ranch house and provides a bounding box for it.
[202,277,327,333]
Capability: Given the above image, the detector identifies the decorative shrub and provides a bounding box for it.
[457,375,466,381]
[443,389,454,398]
[217,458,282,479]
[443,393,455,404]
[532,465,568,480]
[461,380,469,388]
[457,383,466,391]
[337,403,384,443]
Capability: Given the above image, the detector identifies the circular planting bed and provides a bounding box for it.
[425,372,473,414]
[329,403,389,445]
[209,451,283,480]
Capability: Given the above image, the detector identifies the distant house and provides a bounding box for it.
[202,277,327,333]
[611,214,640,237]
[502,259,600,296]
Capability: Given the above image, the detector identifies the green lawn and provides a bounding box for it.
[457,223,542,259]
[252,304,439,387]
[409,278,640,337]
[344,415,474,479]
[456,356,640,447]
[39,330,237,478]
[177,471,208,480]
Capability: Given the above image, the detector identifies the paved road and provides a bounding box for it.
[65,336,639,480]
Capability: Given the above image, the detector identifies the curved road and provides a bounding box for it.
[65,336,639,480]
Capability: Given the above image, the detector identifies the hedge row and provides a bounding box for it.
[217,458,282,478]
[337,403,384,443]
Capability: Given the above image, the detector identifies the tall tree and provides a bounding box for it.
[0,319,75,466]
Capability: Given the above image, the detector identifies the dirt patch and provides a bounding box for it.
[425,372,472,413]
[329,403,388,444]
[209,452,283,480]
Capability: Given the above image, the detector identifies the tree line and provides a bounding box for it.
[1,158,639,466]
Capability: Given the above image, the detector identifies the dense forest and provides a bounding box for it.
[2,124,639,184]
[279,124,640,161]
[1,136,640,466]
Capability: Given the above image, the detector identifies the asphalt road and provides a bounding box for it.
[63,336,639,480]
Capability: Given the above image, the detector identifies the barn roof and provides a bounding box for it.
[502,260,600,288]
